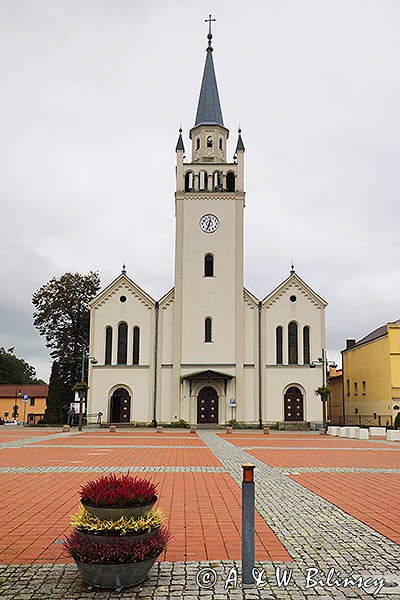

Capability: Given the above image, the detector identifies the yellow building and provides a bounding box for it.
[0,385,48,424]
[327,367,343,425]
[341,319,400,427]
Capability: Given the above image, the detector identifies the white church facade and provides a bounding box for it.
[87,28,327,428]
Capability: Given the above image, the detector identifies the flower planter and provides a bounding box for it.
[77,527,160,545]
[76,556,158,589]
[81,497,157,521]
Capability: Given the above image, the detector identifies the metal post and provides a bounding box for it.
[78,348,86,432]
[242,463,255,584]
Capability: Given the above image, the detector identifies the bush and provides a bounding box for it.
[71,508,163,535]
[63,526,170,564]
[80,473,158,507]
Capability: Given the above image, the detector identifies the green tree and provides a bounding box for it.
[0,347,45,384]
[32,271,101,402]
[44,361,65,423]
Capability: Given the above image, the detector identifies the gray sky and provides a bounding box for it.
[1,0,400,381]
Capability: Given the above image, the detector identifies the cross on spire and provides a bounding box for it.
[205,14,216,48]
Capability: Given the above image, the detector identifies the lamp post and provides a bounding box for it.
[14,388,22,421]
[310,349,337,427]
[76,348,98,432]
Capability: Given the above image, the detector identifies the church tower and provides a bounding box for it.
[172,18,247,425]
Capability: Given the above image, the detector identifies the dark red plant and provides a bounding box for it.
[80,474,158,507]
[63,526,171,564]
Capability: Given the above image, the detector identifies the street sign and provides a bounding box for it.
[229,398,236,407]
[22,395,29,403]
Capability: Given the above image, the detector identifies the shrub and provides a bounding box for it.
[80,473,158,507]
[63,526,170,564]
[71,508,163,535]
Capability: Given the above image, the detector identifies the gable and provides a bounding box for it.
[90,274,155,311]
[262,274,327,310]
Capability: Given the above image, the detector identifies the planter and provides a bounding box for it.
[76,556,158,589]
[81,497,157,521]
[77,527,160,545]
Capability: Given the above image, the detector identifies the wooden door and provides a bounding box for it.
[284,387,304,421]
[197,386,218,424]
[110,388,131,423]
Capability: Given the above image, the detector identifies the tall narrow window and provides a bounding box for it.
[184,171,194,191]
[226,171,235,192]
[105,326,112,365]
[205,318,212,342]
[196,137,200,150]
[117,322,128,364]
[219,138,223,150]
[207,135,213,148]
[303,326,310,364]
[276,326,283,364]
[288,322,298,364]
[213,171,221,190]
[133,326,140,365]
[199,170,208,191]
[204,254,214,277]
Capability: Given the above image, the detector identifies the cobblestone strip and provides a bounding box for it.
[242,446,400,451]
[197,430,400,598]
[0,432,81,449]
[23,444,206,449]
[0,465,226,473]
[277,467,400,473]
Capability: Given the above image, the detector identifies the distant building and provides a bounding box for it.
[0,385,48,424]
[327,366,343,425]
[341,319,400,427]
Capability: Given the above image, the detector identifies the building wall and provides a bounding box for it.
[327,368,343,425]
[342,336,393,425]
[0,396,47,421]
[389,324,400,417]
[264,367,323,423]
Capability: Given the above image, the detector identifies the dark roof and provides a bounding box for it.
[175,132,185,152]
[0,384,48,398]
[181,369,233,380]
[236,132,245,152]
[346,318,400,350]
[194,46,224,127]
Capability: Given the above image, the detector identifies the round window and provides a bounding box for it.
[120,295,127,303]
[290,295,297,302]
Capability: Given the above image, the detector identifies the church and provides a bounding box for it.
[87,24,327,428]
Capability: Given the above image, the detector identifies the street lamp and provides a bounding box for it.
[75,348,98,432]
[310,349,337,427]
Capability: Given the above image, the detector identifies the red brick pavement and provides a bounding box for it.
[247,448,400,469]
[219,435,386,448]
[290,473,400,545]
[34,436,205,447]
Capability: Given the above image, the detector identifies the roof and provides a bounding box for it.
[347,318,400,350]
[175,131,185,152]
[194,43,224,127]
[0,385,48,398]
[262,272,328,308]
[236,132,245,152]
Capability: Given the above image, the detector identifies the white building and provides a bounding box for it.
[88,29,327,428]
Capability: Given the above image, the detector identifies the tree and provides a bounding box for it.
[44,361,64,423]
[32,271,101,403]
[0,347,45,384]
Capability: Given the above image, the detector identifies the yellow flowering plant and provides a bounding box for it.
[70,508,163,535]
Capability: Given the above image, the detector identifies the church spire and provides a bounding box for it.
[194,15,224,127]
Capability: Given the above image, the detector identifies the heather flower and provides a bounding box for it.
[71,508,163,535]
[80,474,158,507]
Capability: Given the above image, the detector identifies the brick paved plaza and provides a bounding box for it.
[0,427,399,598]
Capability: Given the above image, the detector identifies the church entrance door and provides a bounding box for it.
[197,386,218,424]
[284,387,304,421]
[110,388,131,423]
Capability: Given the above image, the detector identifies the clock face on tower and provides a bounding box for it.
[200,214,219,233]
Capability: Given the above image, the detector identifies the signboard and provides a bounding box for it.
[229,398,236,408]
[22,394,29,403]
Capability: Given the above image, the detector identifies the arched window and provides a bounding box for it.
[219,138,223,150]
[117,322,128,365]
[196,137,200,150]
[288,322,298,364]
[303,326,310,364]
[105,326,112,365]
[226,172,235,192]
[207,135,213,148]
[213,171,221,190]
[133,326,140,365]
[205,317,212,342]
[276,326,283,365]
[184,171,194,191]
[199,170,208,191]
[204,254,214,277]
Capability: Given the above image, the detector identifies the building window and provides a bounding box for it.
[219,138,223,150]
[207,135,213,148]
[117,322,128,364]
[362,381,366,394]
[276,326,283,365]
[205,317,212,342]
[105,326,112,365]
[354,382,358,395]
[204,254,214,277]
[303,326,310,364]
[199,170,208,191]
[213,171,221,190]
[288,322,298,364]
[133,326,140,365]
[30,398,35,407]
[196,137,200,150]
[4,412,9,417]
[226,172,235,192]
[346,379,350,396]
[184,171,194,191]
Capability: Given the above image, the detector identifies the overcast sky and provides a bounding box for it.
[1,0,400,381]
